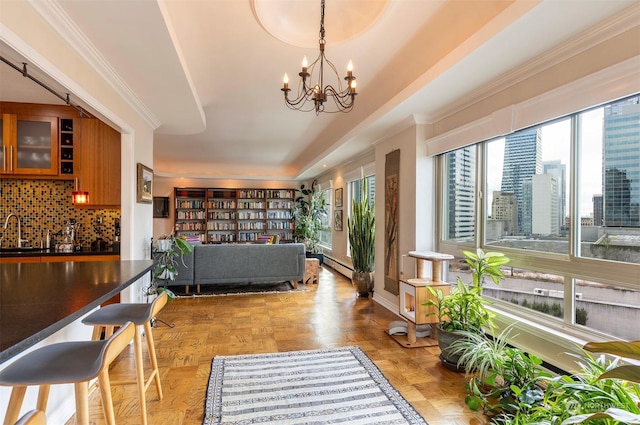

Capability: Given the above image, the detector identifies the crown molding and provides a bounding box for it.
[434,2,640,123]
[27,0,161,130]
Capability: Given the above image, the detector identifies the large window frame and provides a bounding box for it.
[437,94,640,343]
[345,164,376,258]
[317,185,332,249]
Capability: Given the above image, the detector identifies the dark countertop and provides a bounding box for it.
[0,260,153,364]
[0,247,120,258]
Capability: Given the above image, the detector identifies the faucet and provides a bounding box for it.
[2,214,27,248]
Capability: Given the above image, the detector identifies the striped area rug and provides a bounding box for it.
[203,346,428,425]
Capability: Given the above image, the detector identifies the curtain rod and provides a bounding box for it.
[0,56,91,118]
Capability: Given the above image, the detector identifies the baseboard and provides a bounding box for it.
[322,255,352,278]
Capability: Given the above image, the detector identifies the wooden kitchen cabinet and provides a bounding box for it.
[0,113,59,175]
[78,118,121,207]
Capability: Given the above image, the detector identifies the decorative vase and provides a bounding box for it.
[351,271,374,297]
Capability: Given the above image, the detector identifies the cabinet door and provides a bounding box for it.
[12,115,58,175]
[79,118,121,207]
[0,115,5,172]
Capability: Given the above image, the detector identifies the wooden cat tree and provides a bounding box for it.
[389,250,454,348]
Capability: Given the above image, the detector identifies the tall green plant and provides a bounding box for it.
[424,248,510,332]
[347,180,375,273]
[292,180,327,253]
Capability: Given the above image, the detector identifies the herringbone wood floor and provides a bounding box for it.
[67,266,487,425]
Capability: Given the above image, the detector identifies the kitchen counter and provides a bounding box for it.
[0,247,120,258]
[0,260,153,364]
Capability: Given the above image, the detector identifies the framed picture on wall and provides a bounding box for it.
[334,209,343,231]
[153,197,170,218]
[137,163,153,204]
[335,187,343,208]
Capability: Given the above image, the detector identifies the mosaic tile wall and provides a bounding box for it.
[0,179,120,249]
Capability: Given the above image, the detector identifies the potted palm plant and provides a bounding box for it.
[424,248,509,369]
[292,180,328,264]
[347,179,375,297]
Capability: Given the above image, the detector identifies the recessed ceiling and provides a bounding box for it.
[1,0,637,181]
[252,0,390,47]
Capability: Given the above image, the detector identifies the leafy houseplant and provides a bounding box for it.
[292,180,328,257]
[424,249,510,368]
[149,234,194,299]
[450,329,640,424]
[347,179,375,297]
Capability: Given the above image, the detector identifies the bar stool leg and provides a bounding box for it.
[35,385,50,412]
[133,326,148,425]
[98,370,116,425]
[144,321,163,400]
[3,386,27,425]
[74,382,89,425]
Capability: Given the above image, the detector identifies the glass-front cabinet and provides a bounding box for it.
[0,114,58,175]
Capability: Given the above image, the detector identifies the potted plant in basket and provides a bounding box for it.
[292,180,328,264]
[423,248,510,370]
[347,178,375,297]
[148,234,194,299]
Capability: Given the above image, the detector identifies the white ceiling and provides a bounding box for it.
[0,0,636,181]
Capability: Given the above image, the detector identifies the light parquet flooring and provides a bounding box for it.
[67,266,487,425]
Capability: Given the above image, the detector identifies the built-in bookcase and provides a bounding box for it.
[174,187,295,243]
[174,188,207,242]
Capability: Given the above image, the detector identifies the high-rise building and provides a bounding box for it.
[592,194,603,226]
[501,128,542,233]
[491,191,518,235]
[532,174,559,235]
[543,160,567,233]
[603,97,640,227]
[445,146,475,240]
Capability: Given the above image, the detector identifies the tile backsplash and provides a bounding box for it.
[0,179,119,249]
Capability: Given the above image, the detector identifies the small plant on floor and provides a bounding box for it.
[148,234,194,299]
[449,326,550,420]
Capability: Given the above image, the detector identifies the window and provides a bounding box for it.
[318,187,332,248]
[347,170,375,257]
[438,93,640,341]
[350,175,376,207]
[485,119,571,253]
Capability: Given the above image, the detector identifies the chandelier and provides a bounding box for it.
[281,0,357,114]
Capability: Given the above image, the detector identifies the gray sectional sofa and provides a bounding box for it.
[162,243,306,293]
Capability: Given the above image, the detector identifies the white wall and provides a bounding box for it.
[1,3,154,423]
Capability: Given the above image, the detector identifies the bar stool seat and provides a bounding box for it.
[0,322,135,425]
[81,292,168,425]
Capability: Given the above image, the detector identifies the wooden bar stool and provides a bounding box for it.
[14,410,45,425]
[81,291,168,425]
[0,322,135,425]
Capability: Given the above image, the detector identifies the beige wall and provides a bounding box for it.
[152,176,299,239]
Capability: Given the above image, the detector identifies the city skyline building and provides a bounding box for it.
[531,174,559,235]
[445,146,475,240]
[543,160,567,233]
[501,128,542,233]
[602,97,640,227]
